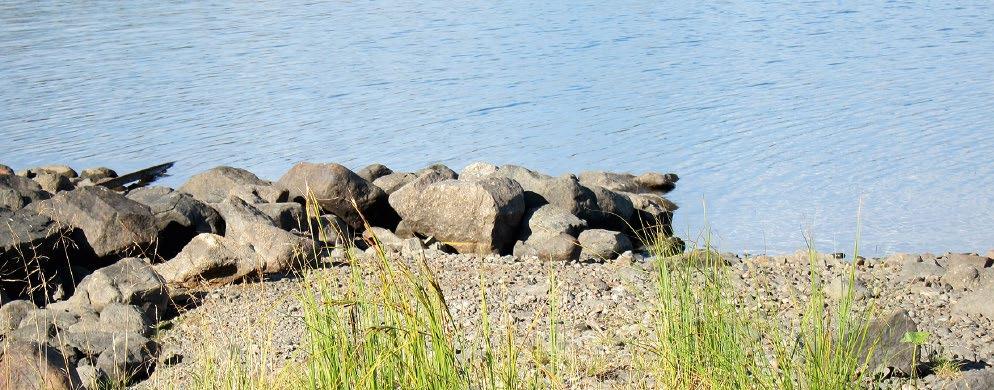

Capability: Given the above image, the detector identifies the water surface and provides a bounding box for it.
[3,0,993,255]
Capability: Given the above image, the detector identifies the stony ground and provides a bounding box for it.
[136,249,994,390]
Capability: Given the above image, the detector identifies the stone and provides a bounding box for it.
[623,192,677,237]
[66,257,168,320]
[0,174,50,210]
[940,367,994,389]
[255,202,305,231]
[362,227,405,250]
[897,257,945,282]
[96,332,157,385]
[153,233,262,288]
[0,164,12,176]
[577,171,641,193]
[513,233,580,262]
[459,162,500,180]
[634,172,677,192]
[372,173,417,195]
[80,167,118,182]
[228,184,288,204]
[953,279,994,320]
[498,165,599,219]
[584,185,635,231]
[578,229,633,260]
[357,163,393,182]
[0,300,36,336]
[32,186,158,258]
[942,253,991,291]
[35,165,78,179]
[17,308,78,333]
[0,208,72,302]
[518,205,586,240]
[75,364,105,389]
[127,186,225,259]
[308,214,352,245]
[178,166,270,204]
[276,162,386,229]
[389,177,525,254]
[0,340,81,390]
[32,172,73,193]
[99,303,151,335]
[214,196,315,273]
[824,275,871,301]
[416,163,458,180]
[863,309,918,376]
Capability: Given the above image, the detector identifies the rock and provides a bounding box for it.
[416,163,458,180]
[0,164,12,176]
[34,165,78,179]
[459,162,500,180]
[255,202,305,231]
[308,214,352,245]
[940,367,994,389]
[32,172,73,193]
[372,173,417,195]
[498,166,599,219]
[953,279,994,320]
[513,233,580,262]
[178,166,270,204]
[96,332,157,385]
[81,167,118,182]
[897,256,945,282]
[577,171,641,193]
[357,163,393,182]
[824,275,871,301]
[634,172,677,192]
[276,162,386,229]
[584,185,635,231]
[623,192,677,238]
[127,186,225,259]
[99,303,152,335]
[942,253,991,291]
[362,227,405,250]
[863,309,918,376]
[0,340,81,390]
[0,300,37,336]
[32,186,157,258]
[578,229,633,260]
[518,205,587,240]
[75,364,105,389]
[67,257,168,320]
[153,233,262,288]
[228,184,288,204]
[394,220,415,238]
[883,253,919,268]
[214,196,315,273]
[0,174,50,210]
[0,208,77,303]
[389,177,525,254]
[17,308,79,335]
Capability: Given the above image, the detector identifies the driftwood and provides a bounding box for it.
[97,162,175,190]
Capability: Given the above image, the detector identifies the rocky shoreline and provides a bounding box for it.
[1,161,992,389]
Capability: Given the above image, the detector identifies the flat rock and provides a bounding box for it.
[153,233,262,288]
[513,233,580,262]
[518,205,586,240]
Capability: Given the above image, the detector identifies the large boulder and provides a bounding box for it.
[518,205,586,240]
[372,173,417,195]
[32,187,157,258]
[634,172,678,193]
[255,202,305,231]
[153,233,262,288]
[584,185,635,231]
[227,184,287,204]
[416,163,458,180]
[178,166,270,204]
[276,162,386,229]
[513,233,580,262]
[0,208,73,302]
[389,177,525,254]
[127,186,225,259]
[0,174,50,210]
[623,192,678,238]
[34,165,78,179]
[863,309,918,376]
[577,171,641,193]
[497,165,599,219]
[214,196,315,273]
[0,300,37,336]
[95,332,157,386]
[66,257,168,320]
[32,172,73,194]
[459,162,500,180]
[0,340,82,390]
[578,229,633,260]
[357,163,393,182]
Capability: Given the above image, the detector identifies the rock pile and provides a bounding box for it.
[0,161,679,388]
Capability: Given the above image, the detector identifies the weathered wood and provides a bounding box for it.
[97,162,175,190]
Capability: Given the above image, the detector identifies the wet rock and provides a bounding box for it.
[0,340,81,390]
[81,167,118,182]
[32,186,157,258]
[32,172,73,193]
[459,162,500,180]
[518,205,587,239]
[513,233,580,262]
[0,174,50,210]
[179,166,270,204]
[256,202,305,231]
[863,309,918,376]
[578,229,633,260]
[66,257,168,320]
[389,177,525,254]
[228,184,288,204]
[357,163,393,182]
[127,186,225,259]
[372,172,417,195]
[154,233,265,288]
[276,162,386,229]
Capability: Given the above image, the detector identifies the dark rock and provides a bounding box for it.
[0,164,13,176]
[95,332,157,386]
[80,167,118,182]
[623,192,677,239]
[178,166,270,204]
[0,174,50,210]
[255,202,305,231]
[357,164,393,182]
[276,162,386,229]
[863,309,918,376]
[308,214,352,245]
[127,186,225,259]
[153,233,262,288]
[584,185,635,231]
[498,165,599,220]
[578,229,633,260]
[32,172,74,193]
[389,177,525,254]
[0,208,73,302]
[0,340,82,390]
[32,186,158,258]
[228,184,288,204]
[65,257,168,321]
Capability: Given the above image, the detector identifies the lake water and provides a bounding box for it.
[2,0,993,255]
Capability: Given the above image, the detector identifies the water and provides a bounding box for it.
[2,1,993,255]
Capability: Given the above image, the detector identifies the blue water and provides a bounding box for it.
[2,0,993,255]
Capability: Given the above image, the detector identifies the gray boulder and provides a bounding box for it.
[416,163,458,180]
[519,205,586,240]
[357,163,393,182]
[96,332,157,386]
[634,172,678,192]
[66,257,168,320]
[0,340,81,390]
[214,196,315,273]
[34,165,78,179]
[127,186,225,259]
[942,253,991,291]
[32,172,73,193]
[584,185,635,231]
[577,171,641,193]
[276,162,385,229]
[0,174,50,210]
[389,177,525,254]
[228,184,287,204]
[153,233,262,288]
[255,202,305,231]
[32,186,157,258]
[0,208,73,302]
[0,300,36,336]
[578,229,633,260]
[372,173,417,195]
[309,214,352,245]
[179,166,270,204]
[498,165,599,219]
[81,167,118,182]
[863,309,918,376]
[99,303,152,336]
[513,233,580,262]
[623,192,678,238]
[459,162,500,180]
[953,276,994,320]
